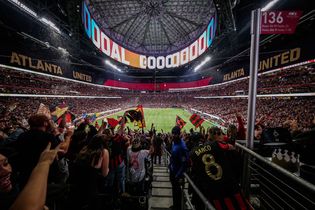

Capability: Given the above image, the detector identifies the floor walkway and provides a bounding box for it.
[149,163,173,210]
[148,153,191,210]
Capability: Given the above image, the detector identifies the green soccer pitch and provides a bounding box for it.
[96,108,217,132]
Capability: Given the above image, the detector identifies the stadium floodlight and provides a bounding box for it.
[105,60,122,72]
[262,0,280,12]
[8,0,62,34]
[194,56,211,72]
[8,0,38,17]
[40,18,61,33]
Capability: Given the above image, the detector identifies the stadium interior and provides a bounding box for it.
[0,0,314,210]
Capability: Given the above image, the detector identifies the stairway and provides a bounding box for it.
[149,164,173,210]
[148,150,192,210]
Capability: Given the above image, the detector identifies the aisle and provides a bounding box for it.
[149,164,173,210]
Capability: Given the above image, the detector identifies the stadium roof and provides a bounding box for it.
[1,0,313,79]
[87,0,216,55]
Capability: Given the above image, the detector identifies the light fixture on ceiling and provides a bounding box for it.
[105,60,122,72]
[8,0,37,17]
[262,0,280,12]
[8,0,61,34]
[194,56,211,72]
[40,17,61,33]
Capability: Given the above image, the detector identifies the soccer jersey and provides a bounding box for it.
[108,134,128,170]
[190,141,244,202]
[127,148,150,182]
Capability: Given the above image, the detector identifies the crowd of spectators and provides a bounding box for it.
[184,97,315,132]
[0,109,170,210]
[0,97,129,138]
[0,111,313,210]
[0,64,314,210]
[180,65,315,96]
[130,93,314,132]
[0,67,123,96]
[1,65,314,96]
[0,96,314,138]
[2,95,313,135]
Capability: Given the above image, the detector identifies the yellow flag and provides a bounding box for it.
[51,106,68,119]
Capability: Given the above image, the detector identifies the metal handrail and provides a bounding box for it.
[163,147,217,210]
[183,173,216,210]
[162,142,315,210]
[183,188,196,210]
[235,143,315,193]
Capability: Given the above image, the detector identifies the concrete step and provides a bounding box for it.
[152,181,172,188]
[154,176,170,182]
[150,163,173,209]
[152,181,189,189]
[153,163,167,166]
[153,172,169,177]
[153,166,168,170]
[149,196,173,209]
[152,188,172,197]
[154,168,168,173]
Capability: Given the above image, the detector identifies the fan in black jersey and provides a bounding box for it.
[190,127,252,210]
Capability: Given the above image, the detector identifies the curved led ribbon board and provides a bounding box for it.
[82,1,217,70]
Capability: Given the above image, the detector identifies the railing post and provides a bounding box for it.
[181,184,185,210]
[241,153,251,198]
[243,8,261,199]
[246,9,261,149]
[236,143,315,209]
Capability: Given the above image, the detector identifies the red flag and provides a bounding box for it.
[136,105,146,128]
[176,115,186,129]
[189,114,205,128]
[57,111,76,126]
[107,118,119,128]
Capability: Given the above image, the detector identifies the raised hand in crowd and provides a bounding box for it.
[39,143,61,165]
[58,126,74,154]
[97,120,107,135]
[10,143,60,210]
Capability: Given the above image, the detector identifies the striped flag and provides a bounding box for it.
[176,115,186,129]
[190,113,205,128]
[125,105,146,128]
[51,105,68,122]
[136,105,146,128]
